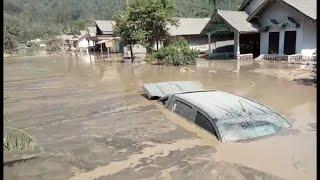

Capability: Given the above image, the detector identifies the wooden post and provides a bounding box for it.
[107,46,110,58]
[207,32,212,57]
[101,42,103,58]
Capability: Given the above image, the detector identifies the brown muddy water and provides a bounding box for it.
[4,55,316,180]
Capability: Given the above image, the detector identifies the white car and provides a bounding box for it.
[143,81,291,142]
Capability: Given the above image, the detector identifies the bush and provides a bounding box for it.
[46,38,62,53]
[153,40,198,66]
[144,53,156,63]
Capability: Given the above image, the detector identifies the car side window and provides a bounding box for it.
[172,100,193,121]
[195,111,217,136]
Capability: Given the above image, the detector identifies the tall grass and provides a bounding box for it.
[3,127,37,151]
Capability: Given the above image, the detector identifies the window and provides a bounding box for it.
[195,111,216,136]
[172,100,193,121]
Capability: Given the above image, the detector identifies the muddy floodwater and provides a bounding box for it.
[4,55,316,180]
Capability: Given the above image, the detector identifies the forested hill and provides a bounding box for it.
[4,0,243,43]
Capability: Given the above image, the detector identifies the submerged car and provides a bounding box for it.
[143,81,291,142]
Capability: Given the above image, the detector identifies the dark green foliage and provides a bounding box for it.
[153,40,198,66]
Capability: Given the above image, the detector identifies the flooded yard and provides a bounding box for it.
[3,55,316,180]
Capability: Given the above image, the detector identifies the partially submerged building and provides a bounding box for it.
[202,0,317,60]
[86,20,121,53]
[166,18,211,52]
[76,30,94,49]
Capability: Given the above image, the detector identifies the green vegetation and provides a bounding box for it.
[3,127,37,151]
[151,40,199,66]
[114,0,177,62]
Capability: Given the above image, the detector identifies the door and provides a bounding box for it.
[284,31,296,55]
[268,32,279,54]
[239,33,260,58]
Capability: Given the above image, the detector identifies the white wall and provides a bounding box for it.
[301,20,316,56]
[123,44,147,57]
[77,38,94,48]
[257,0,316,56]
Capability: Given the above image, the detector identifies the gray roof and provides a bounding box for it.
[247,0,316,21]
[281,0,316,20]
[239,0,251,10]
[239,0,266,12]
[167,18,210,36]
[142,81,204,99]
[88,26,96,36]
[95,20,115,32]
[217,10,259,33]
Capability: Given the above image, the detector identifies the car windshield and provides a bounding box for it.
[215,113,290,142]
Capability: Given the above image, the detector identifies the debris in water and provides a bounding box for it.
[209,70,217,73]
[249,81,255,86]
[179,67,195,72]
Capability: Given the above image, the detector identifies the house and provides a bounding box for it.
[202,0,317,60]
[92,20,121,53]
[166,18,212,52]
[76,30,94,49]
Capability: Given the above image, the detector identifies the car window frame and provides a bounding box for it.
[170,97,195,121]
[193,107,222,141]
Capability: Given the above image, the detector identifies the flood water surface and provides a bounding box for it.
[4,55,316,180]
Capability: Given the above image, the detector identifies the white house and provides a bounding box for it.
[202,0,317,60]
[76,30,94,49]
[246,0,317,57]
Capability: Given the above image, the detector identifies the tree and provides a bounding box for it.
[138,0,177,51]
[114,8,147,63]
[115,0,177,58]
[3,29,18,55]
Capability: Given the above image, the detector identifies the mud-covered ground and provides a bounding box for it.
[3,55,316,180]
[249,61,316,86]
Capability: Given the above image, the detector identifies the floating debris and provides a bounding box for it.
[209,70,217,73]
[179,67,195,72]
[249,81,255,86]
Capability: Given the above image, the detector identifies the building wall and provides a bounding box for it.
[258,0,316,56]
[169,35,212,52]
[77,38,94,48]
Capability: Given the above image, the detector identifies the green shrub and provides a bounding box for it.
[3,127,37,151]
[144,53,156,63]
[153,40,198,66]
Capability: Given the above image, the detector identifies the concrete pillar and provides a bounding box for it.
[207,32,212,55]
[279,31,285,55]
[234,31,240,59]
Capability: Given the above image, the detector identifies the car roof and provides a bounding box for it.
[174,91,277,120]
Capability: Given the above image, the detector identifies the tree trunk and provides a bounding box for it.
[156,40,159,50]
[129,44,134,63]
